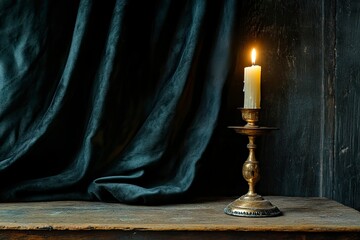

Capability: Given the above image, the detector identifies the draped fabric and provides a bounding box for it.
[0,0,235,204]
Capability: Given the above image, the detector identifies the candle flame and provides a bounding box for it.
[251,48,256,65]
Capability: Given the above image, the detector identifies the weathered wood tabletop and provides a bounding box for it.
[0,196,359,239]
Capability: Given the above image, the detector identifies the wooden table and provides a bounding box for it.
[0,196,359,239]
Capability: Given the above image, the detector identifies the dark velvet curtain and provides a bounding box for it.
[0,0,235,204]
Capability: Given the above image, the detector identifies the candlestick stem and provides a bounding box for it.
[244,135,259,197]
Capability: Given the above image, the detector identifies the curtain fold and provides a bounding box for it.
[0,0,235,204]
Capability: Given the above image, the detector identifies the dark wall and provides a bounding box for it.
[332,0,360,211]
[199,0,360,211]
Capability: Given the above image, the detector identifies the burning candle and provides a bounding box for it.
[243,48,261,108]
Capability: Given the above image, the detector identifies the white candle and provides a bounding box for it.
[243,48,261,108]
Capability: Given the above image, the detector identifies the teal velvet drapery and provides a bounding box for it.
[0,0,235,203]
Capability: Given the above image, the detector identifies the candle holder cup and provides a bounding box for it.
[224,108,281,217]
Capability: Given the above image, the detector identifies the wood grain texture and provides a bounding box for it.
[0,197,358,239]
[257,0,323,198]
[333,0,360,211]
[322,0,337,204]
[0,197,358,232]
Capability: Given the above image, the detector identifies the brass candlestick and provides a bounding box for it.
[224,108,281,217]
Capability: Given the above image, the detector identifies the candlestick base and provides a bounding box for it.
[224,194,281,217]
